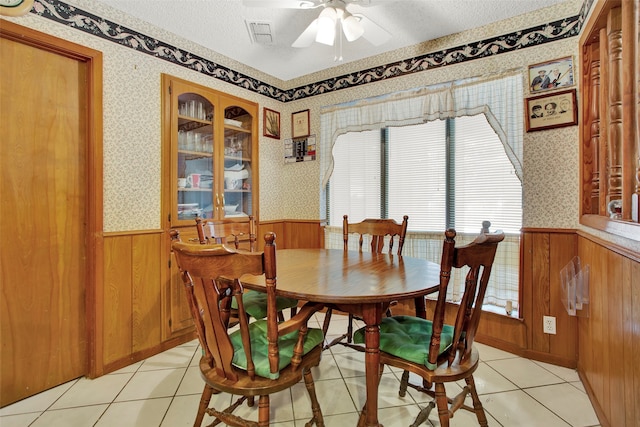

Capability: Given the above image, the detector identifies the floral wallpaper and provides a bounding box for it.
[6,0,624,248]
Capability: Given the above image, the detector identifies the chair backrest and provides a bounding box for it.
[171,233,281,381]
[195,216,256,251]
[429,221,505,367]
[343,215,409,255]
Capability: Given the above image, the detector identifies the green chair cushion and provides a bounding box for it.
[231,290,298,320]
[230,320,324,379]
[353,315,455,370]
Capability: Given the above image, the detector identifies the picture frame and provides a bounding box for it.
[526,89,577,132]
[292,109,310,138]
[528,56,574,93]
[263,108,281,139]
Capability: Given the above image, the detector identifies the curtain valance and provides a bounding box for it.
[319,72,524,191]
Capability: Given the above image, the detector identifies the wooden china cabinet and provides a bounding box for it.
[160,74,259,339]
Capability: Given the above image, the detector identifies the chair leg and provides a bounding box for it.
[465,375,489,427]
[321,308,333,337]
[434,382,451,427]
[410,401,435,427]
[257,395,270,427]
[346,313,354,343]
[303,367,324,427]
[399,370,410,397]
[194,385,214,427]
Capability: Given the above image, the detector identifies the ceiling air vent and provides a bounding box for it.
[245,20,275,45]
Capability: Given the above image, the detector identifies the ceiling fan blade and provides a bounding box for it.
[357,14,391,46]
[292,19,320,47]
[242,0,321,9]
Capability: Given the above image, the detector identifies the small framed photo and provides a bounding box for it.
[528,56,574,93]
[263,108,280,139]
[526,89,577,132]
[292,109,310,138]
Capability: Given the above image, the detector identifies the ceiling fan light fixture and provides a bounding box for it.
[315,6,337,45]
[341,11,364,42]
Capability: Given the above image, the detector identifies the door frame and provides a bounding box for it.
[0,20,104,378]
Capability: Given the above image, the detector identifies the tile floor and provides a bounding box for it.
[0,313,600,427]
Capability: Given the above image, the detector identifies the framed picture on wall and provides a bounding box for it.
[526,89,577,132]
[528,56,574,93]
[292,109,310,138]
[263,108,280,139]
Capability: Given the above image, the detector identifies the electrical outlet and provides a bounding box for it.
[543,316,556,334]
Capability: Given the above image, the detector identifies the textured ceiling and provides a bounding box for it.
[94,0,567,81]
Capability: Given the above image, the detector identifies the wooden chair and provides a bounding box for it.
[171,233,325,427]
[195,216,298,322]
[322,214,408,349]
[353,222,504,427]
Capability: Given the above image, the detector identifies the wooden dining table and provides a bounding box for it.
[240,248,441,427]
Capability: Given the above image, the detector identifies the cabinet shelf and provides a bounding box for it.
[178,149,212,157]
[224,125,250,134]
[178,187,213,192]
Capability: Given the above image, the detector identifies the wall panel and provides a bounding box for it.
[577,233,640,427]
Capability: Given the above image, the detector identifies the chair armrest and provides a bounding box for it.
[277,302,324,336]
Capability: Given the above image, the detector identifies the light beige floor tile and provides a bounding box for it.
[50,373,133,409]
[115,368,186,401]
[344,372,415,410]
[460,362,519,394]
[0,381,76,416]
[109,361,143,374]
[94,398,172,427]
[569,380,587,393]
[161,392,230,427]
[0,412,41,426]
[30,404,107,427]
[293,377,358,418]
[138,346,197,371]
[310,351,343,381]
[423,402,502,427]
[377,404,424,426]
[475,342,519,361]
[525,383,599,427]
[332,350,366,378]
[317,411,360,425]
[486,358,565,388]
[175,366,206,396]
[482,389,571,427]
[533,360,581,382]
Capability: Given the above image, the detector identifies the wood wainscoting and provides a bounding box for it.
[258,219,325,249]
[97,220,326,375]
[102,230,195,375]
[385,228,580,368]
[520,228,579,367]
[577,232,640,427]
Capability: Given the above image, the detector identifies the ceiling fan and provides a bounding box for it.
[242,0,391,48]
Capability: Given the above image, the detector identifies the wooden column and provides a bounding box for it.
[589,53,601,213]
[606,7,623,204]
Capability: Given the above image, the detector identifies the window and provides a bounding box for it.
[327,114,522,311]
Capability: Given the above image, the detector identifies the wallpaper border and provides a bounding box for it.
[31,0,591,102]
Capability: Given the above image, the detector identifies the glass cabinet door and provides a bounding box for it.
[176,93,215,222]
[223,105,254,218]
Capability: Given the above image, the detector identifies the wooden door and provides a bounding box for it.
[0,28,88,406]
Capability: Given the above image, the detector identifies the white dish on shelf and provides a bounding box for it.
[224,204,238,214]
[224,118,243,127]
